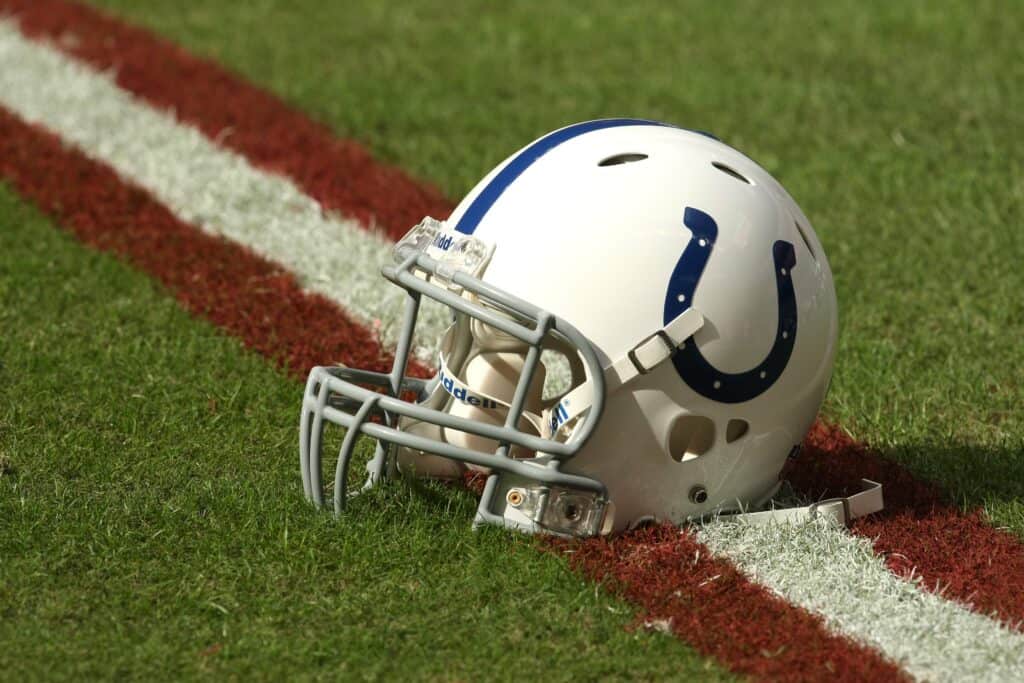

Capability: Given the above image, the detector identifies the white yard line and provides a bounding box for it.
[0,19,449,356]
[697,516,1024,682]
[4,19,1024,681]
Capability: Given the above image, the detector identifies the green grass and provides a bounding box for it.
[0,185,731,680]
[85,0,1024,534]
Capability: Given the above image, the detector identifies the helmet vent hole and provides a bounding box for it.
[794,220,818,262]
[712,161,751,184]
[725,419,749,444]
[668,415,715,463]
[598,153,648,167]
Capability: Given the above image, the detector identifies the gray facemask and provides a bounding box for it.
[299,219,611,536]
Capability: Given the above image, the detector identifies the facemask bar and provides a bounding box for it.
[299,244,608,533]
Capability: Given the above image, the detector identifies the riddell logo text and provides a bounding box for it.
[432,233,455,251]
[439,366,500,409]
[549,401,570,433]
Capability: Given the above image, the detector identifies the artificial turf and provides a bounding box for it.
[0,185,731,680]
[83,0,1024,535]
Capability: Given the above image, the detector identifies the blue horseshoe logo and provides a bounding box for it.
[662,207,797,404]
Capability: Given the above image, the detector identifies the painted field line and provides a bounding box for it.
[697,516,1024,682]
[791,422,1024,632]
[0,0,451,242]
[557,526,911,682]
[0,105,399,376]
[0,18,450,358]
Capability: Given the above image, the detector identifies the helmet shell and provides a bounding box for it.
[446,120,837,530]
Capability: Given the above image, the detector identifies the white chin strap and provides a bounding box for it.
[435,351,549,437]
[730,479,885,526]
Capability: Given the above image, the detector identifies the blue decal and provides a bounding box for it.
[663,207,797,404]
[549,401,570,434]
[453,118,674,235]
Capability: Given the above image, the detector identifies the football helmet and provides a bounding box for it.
[300,118,880,536]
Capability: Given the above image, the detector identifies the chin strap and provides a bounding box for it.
[607,307,705,392]
[730,479,884,526]
[436,352,551,436]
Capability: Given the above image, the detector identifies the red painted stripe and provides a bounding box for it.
[786,423,1024,630]
[550,526,909,682]
[0,105,399,377]
[1,0,452,242]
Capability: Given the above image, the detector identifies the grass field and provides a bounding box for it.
[2,1,1023,679]
[85,0,1024,534]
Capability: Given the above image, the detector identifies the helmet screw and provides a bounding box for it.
[506,489,525,507]
[689,486,708,505]
[563,503,581,522]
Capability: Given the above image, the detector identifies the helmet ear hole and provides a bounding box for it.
[725,418,749,443]
[668,415,715,463]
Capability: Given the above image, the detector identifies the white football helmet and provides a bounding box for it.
[301,118,879,536]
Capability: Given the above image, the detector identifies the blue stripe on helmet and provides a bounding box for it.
[452,118,674,235]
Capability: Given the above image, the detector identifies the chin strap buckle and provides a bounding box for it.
[733,479,884,526]
[627,330,677,376]
[610,308,704,390]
